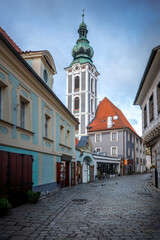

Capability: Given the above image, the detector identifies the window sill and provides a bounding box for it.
[59,142,71,149]
[0,119,14,127]
[43,137,54,143]
[59,142,66,147]
[16,126,34,135]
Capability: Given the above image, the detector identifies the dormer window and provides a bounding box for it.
[43,69,48,83]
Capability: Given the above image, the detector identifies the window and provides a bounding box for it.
[157,82,160,115]
[149,94,154,122]
[111,132,118,141]
[43,69,48,83]
[128,147,130,157]
[45,114,49,138]
[66,129,71,147]
[144,105,147,128]
[20,101,25,128]
[128,132,130,141]
[136,158,139,164]
[74,97,79,110]
[95,147,101,152]
[0,86,2,119]
[60,124,65,144]
[75,118,79,131]
[91,99,94,113]
[91,78,94,93]
[95,133,101,143]
[111,147,117,156]
[75,76,79,90]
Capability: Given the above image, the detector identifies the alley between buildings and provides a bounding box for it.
[0,174,160,240]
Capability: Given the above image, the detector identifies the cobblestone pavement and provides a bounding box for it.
[0,173,160,240]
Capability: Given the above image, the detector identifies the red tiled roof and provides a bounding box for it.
[0,27,22,53]
[88,97,138,135]
[75,137,79,146]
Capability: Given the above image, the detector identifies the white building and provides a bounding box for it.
[134,45,160,188]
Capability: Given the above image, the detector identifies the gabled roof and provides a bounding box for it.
[75,138,79,146]
[77,136,89,148]
[134,45,160,105]
[0,27,22,53]
[87,97,138,136]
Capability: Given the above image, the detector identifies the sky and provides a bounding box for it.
[1,0,160,136]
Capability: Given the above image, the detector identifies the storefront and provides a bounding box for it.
[57,154,75,188]
[92,152,121,179]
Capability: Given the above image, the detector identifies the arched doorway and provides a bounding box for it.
[82,156,93,183]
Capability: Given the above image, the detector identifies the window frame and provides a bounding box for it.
[149,93,154,122]
[74,76,80,90]
[74,97,79,110]
[95,133,102,143]
[111,146,118,156]
[111,132,118,141]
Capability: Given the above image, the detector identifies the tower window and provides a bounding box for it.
[75,76,79,90]
[91,99,94,113]
[74,97,79,110]
[43,69,48,83]
[91,78,94,93]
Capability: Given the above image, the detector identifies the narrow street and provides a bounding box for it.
[0,174,160,240]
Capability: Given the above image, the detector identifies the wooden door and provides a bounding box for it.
[71,162,75,186]
[0,150,33,205]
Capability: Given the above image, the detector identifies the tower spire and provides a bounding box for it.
[82,9,85,22]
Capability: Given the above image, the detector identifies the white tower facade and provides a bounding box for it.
[65,14,99,139]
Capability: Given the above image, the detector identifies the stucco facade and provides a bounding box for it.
[0,28,77,193]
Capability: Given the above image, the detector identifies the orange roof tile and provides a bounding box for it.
[75,137,79,146]
[88,97,138,135]
[0,27,22,53]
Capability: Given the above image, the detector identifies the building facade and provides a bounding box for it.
[75,136,94,183]
[0,27,78,202]
[65,14,99,139]
[134,45,160,188]
[87,97,145,175]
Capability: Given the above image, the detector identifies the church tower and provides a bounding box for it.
[65,12,99,139]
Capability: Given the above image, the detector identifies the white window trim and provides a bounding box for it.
[110,132,118,141]
[95,133,102,143]
[111,146,118,156]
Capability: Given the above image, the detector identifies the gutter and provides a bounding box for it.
[134,45,160,105]
[0,33,78,124]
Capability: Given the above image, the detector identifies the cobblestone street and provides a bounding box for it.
[0,174,160,240]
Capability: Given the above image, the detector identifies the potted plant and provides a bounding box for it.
[27,190,41,204]
[0,197,12,217]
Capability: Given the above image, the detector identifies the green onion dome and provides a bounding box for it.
[70,13,94,66]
